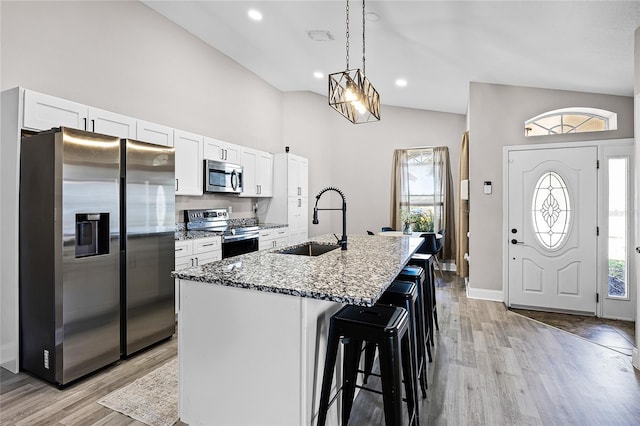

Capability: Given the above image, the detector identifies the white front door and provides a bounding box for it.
[507,146,598,313]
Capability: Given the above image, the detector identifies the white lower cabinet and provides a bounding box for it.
[175,236,222,312]
[259,227,289,250]
[287,197,309,244]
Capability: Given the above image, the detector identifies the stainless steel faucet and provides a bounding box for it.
[312,187,347,250]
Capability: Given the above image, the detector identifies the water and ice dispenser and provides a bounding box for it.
[75,213,110,258]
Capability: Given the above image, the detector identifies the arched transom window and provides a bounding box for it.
[524,107,617,137]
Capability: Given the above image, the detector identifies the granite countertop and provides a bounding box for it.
[172,234,424,306]
[175,223,288,241]
[257,223,289,230]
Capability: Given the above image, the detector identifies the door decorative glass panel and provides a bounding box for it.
[531,171,571,250]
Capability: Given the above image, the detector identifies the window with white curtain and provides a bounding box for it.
[406,149,439,230]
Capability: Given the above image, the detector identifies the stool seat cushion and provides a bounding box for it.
[333,304,407,331]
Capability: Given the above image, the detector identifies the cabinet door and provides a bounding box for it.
[195,251,221,266]
[257,152,273,197]
[259,229,274,250]
[193,236,221,255]
[287,198,299,234]
[174,130,204,196]
[175,240,193,265]
[137,120,174,147]
[23,89,88,131]
[203,137,242,164]
[298,197,309,235]
[223,142,241,164]
[203,137,225,161]
[298,157,309,197]
[239,148,258,197]
[88,107,137,139]
[287,156,300,197]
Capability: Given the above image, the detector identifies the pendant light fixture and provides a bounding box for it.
[328,0,380,124]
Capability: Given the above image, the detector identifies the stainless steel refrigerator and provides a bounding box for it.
[120,137,175,357]
[19,127,175,386]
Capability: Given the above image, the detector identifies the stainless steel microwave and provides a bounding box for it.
[204,160,243,194]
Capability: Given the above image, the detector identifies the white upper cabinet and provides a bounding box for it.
[23,89,136,140]
[287,154,309,197]
[257,151,273,197]
[240,147,258,197]
[87,107,136,139]
[23,89,87,131]
[239,147,273,198]
[136,120,174,147]
[174,129,203,196]
[203,136,241,164]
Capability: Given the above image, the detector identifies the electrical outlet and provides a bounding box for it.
[228,205,233,213]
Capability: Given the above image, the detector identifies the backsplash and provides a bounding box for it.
[175,194,255,223]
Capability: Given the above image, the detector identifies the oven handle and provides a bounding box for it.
[223,234,259,243]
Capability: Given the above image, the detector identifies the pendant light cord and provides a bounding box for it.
[345,0,350,70]
[362,0,366,76]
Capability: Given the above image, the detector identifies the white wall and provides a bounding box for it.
[468,82,635,295]
[632,26,639,371]
[281,91,466,238]
[330,104,465,236]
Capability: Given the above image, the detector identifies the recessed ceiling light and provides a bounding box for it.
[313,71,324,79]
[395,79,408,88]
[365,12,380,22]
[248,9,262,21]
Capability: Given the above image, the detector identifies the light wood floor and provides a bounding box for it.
[2,274,640,425]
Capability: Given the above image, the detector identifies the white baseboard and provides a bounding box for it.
[466,284,504,302]
[633,348,640,371]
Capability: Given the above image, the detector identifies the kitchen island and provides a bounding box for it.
[173,234,423,426]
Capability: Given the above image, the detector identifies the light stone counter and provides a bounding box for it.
[172,234,424,306]
[176,234,423,426]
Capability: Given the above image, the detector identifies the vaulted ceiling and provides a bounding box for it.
[144,1,640,114]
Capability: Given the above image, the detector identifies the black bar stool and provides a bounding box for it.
[408,254,440,333]
[317,304,417,426]
[398,266,433,359]
[363,280,427,400]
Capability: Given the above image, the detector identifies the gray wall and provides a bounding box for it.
[281,91,465,237]
[468,82,634,293]
[1,0,465,237]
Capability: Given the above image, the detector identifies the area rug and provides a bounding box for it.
[98,358,178,426]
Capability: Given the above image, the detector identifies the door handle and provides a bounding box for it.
[511,239,524,245]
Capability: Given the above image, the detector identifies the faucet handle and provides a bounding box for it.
[333,233,340,243]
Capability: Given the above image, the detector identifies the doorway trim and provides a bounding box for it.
[503,138,635,318]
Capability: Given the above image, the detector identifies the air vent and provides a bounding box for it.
[307,30,334,41]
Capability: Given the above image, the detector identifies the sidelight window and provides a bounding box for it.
[607,157,628,299]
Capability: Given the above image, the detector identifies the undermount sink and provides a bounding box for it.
[277,241,340,257]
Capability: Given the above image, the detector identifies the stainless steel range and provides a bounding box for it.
[185,209,259,258]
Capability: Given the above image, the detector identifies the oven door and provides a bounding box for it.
[204,160,243,194]
[222,237,259,258]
